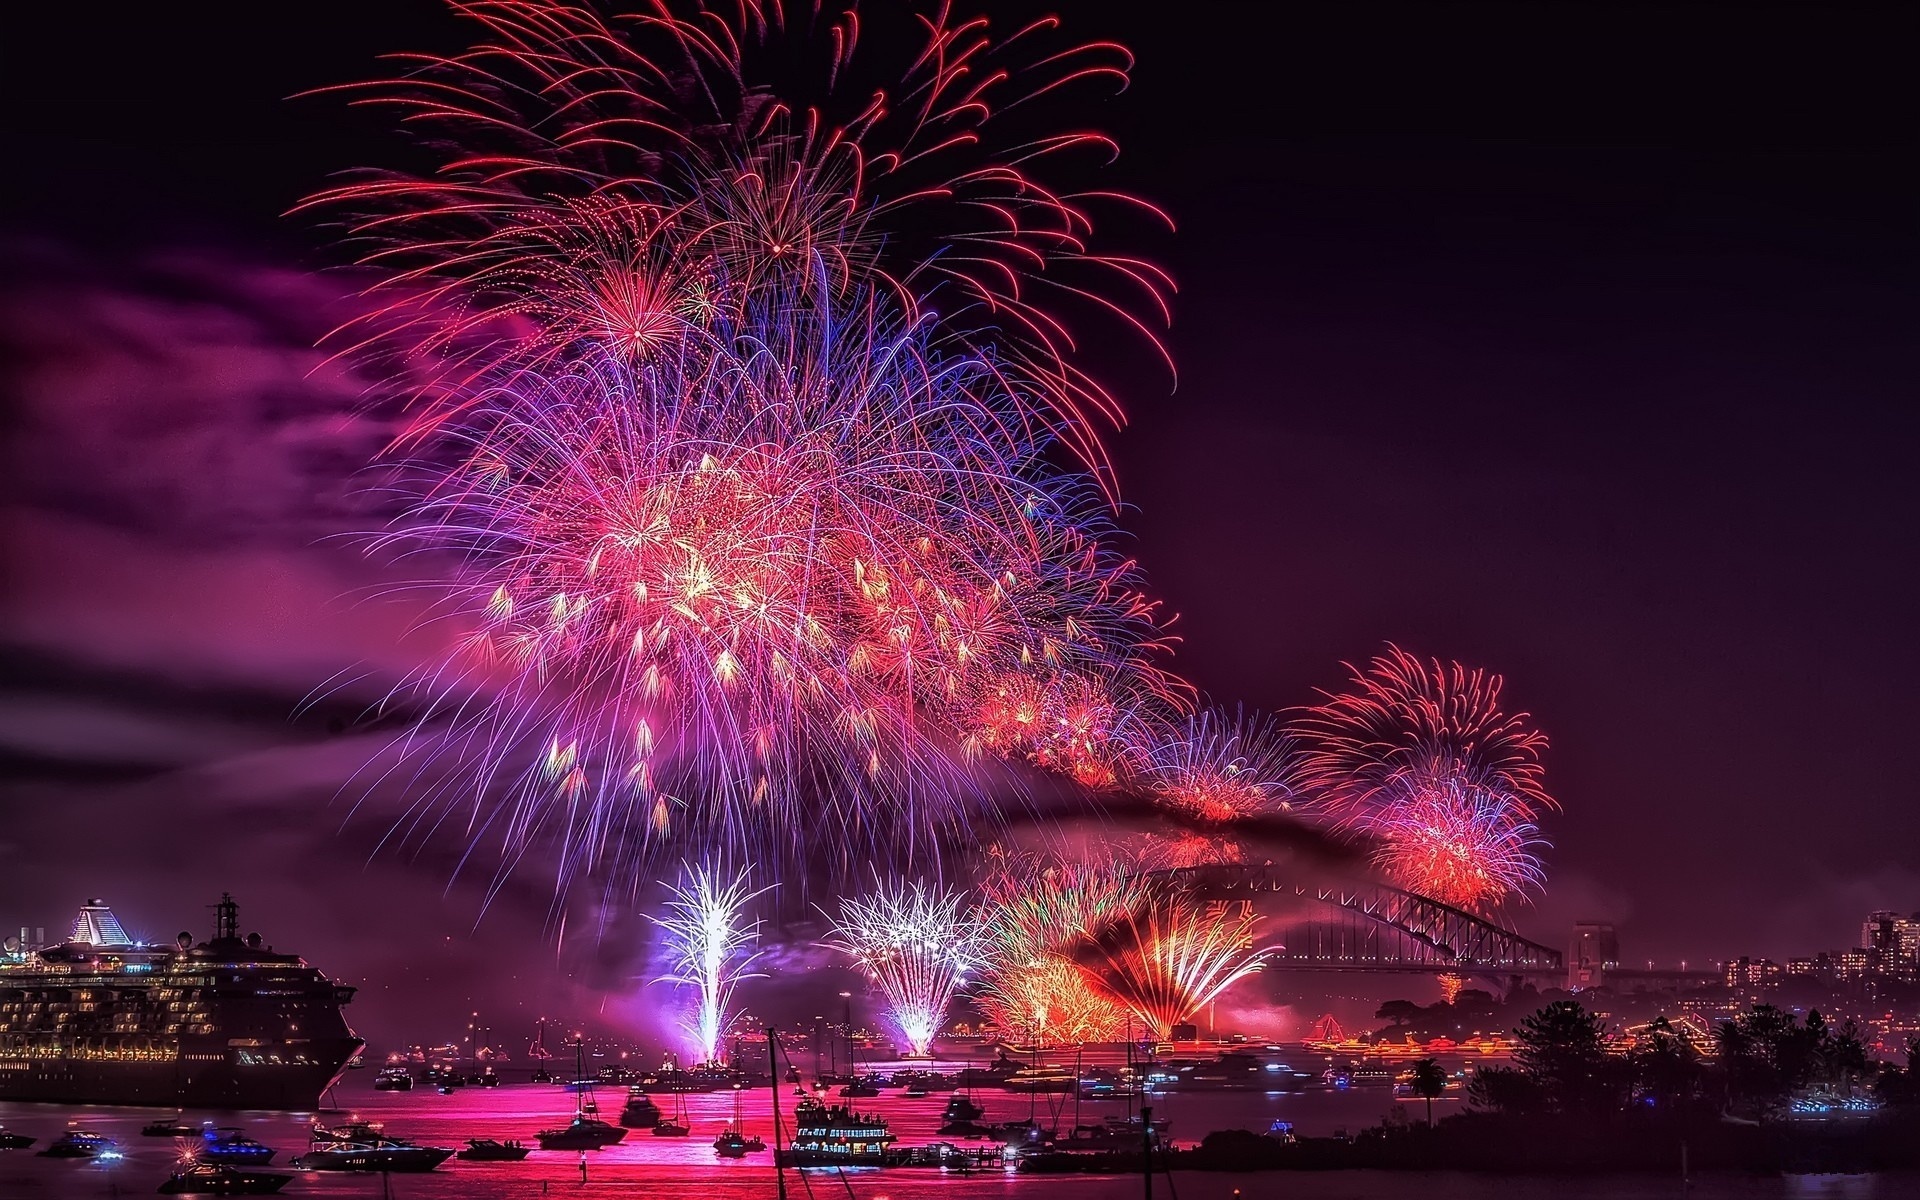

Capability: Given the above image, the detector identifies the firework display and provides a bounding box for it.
[654,864,763,1064]
[829,879,984,1056]
[973,861,1145,1046]
[309,0,1566,1040]
[1290,646,1554,909]
[318,0,1187,891]
[1074,891,1270,1040]
[1139,706,1300,823]
[301,0,1171,476]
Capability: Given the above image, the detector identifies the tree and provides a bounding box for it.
[1467,1064,1545,1115]
[1716,1004,1831,1119]
[1514,1000,1612,1114]
[1376,999,1424,1027]
[1628,1016,1704,1112]
[1408,1057,1448,1127]
[1823,1020,1869,1095]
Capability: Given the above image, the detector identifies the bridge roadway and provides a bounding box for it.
[1159,863,1564,979]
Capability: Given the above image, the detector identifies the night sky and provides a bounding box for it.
[1,2,1911,1043]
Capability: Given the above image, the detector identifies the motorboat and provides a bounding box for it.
[291,1122,454,1172]
[619,1088,662,1128]
[711,1085,766,1156]
[456,1138,531,1161]
[713,1127,766,1157]
[200,1128,276,1165]
[38,1130,117,1159]
[536,1116,628,1150]
[158,1163,294,1194]
[372,1067,415,1091]
[0,1127,35,1150]
[142,1117,198,1137]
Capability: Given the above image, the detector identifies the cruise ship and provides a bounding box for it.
[0,895,362,1108]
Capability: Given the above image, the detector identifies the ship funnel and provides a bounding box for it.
[70,900,132,947]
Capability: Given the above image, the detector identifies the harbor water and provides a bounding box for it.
[0,1071,1908,1197]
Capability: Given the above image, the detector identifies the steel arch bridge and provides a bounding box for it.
[1159,863,1563,978]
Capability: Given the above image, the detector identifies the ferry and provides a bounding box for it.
[776,1099,897,1167]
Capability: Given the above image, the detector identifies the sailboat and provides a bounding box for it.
[528,1019,555,1085]
[534,1041,628,1150]
[651,1090,690,1138]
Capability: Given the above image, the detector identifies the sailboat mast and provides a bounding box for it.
[767,1028,788,1200]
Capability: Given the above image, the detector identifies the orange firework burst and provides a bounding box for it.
[1074,893,1270,1039]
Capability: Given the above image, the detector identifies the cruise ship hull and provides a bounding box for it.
[0,1038,361,1109]
[1,896,363,1111]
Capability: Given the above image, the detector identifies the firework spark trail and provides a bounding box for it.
[1073,890,1270,1040]
[369,281,1177,892]
[298,0,1174,480]
[1290,645,1554,908]
[654,864,764,1064]
[829,879,984,1057]
[309,0,1191,898]
[973,860,1144,1045]
[1139,706,1300,824]
[1368,778,1547,910]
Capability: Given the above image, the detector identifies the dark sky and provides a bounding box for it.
[1,1,1912,1044]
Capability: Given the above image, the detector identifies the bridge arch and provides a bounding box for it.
[1157,863,1562,978]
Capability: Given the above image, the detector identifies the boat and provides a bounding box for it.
[838,1079,881,1098]
[527,1019,555,1083]
[712,1082,766,1157]
[456,1138,531,1161]
[37,1130,118,1159]
[536,1040,629,1150]
[0,1127,36,1150]
[0,895,362,1109]
[143,1118,199,1137]
[200,1128,276,1165]
[713,1128,765,1157]
[372,1067,415,1091]
[291,1121,454,1172]
[776,1100,896,1167]
[538,1115,629,1149]
[651,1091,690,1137]
[158,1163,294,1194]
[619,1088,662,1128]
[639,1065,716,1093]
[1164,1051,1301,1091]
[1002,1066,1077,1093]
[937,1092,990,1137]
[479,1070,501,1087]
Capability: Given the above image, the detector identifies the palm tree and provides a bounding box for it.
[1408,1057,1448,1127]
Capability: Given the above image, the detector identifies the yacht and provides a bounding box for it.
[200,1128,276,1164]
[158,1163,292,1194]
[291,1122,454,1172]
[619,1088,663,1128]
[535,1040,629,1149]
[38,1130,118,1159]
[456,1138,531,1161]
